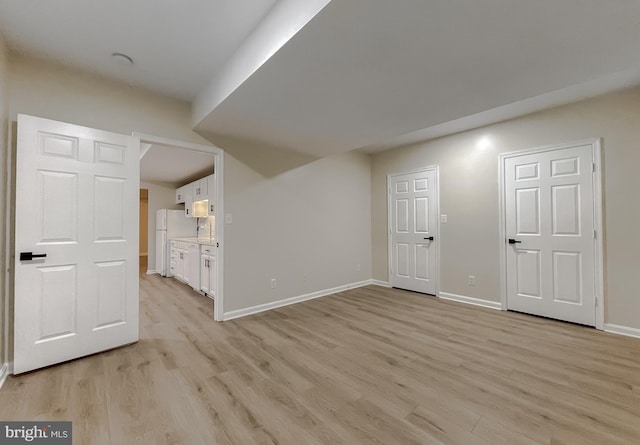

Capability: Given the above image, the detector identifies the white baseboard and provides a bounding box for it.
[604,323,640,339]
[371,280,391,288]
[439,292,502,310]
[146,269,158,275]
[223,280,375,321]
[0,362,9,390]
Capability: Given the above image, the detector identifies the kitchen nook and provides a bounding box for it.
[155,172,217,300]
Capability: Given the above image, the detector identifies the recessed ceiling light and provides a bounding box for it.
[111,52,134,65]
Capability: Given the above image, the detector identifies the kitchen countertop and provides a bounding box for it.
[170,237,216,246]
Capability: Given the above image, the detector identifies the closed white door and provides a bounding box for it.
[389,168,438,295]
[14,114,139,374]
[504,144,596,325]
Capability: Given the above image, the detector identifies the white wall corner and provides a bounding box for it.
[438,292,503,310]
[371,280,391,288]
[604,324,640,340]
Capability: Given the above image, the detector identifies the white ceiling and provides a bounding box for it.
[195,0,640,156]
[2,0,640,161]
[140,144,215,188]
[0,0,278,101]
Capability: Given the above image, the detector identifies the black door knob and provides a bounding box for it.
[508,239,522,244]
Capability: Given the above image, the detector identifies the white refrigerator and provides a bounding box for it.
[155,209,196,276]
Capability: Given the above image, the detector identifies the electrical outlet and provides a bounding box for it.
[356,264,361,272]
[225,213,233,224]
[468,275,476,286]
[271,278,277,289]
[441,214,448,223]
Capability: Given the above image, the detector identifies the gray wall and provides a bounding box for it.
[372,87,640,330]
[222,147,372,313]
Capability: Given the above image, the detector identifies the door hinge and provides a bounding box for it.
[595,297,598,307]
[594,230,597,239]
[592,162,596,173]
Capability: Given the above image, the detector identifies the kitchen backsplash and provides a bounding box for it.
[197,216,215,239]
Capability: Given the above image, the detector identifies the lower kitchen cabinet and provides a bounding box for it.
[200,245,216,299]
[187,243,200,291]
[171,241,190,284]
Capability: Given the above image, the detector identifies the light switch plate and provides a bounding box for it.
[440,214,448,223]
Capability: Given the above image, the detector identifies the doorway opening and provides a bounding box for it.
[136,133,225,322]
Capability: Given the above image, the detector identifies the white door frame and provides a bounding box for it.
[498,138,604,330]
[133,133,225,322]
[387,165,440,295]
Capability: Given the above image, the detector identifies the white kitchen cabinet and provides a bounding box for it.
[200,245,216,299]
[171,241,189,283]
[175,184,190,204]
[206,173,216,215]
[184,193,193,217]
[187,243,200,290]
[177,174,216,217]
[169,241,178,278]
[176,183,195,217]
[192,177,208,200]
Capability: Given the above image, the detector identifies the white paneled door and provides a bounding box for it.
[504,144,596,326]
[389,168,438,295]
[14,114,139,374]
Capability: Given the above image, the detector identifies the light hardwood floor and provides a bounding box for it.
[1,271,640,444]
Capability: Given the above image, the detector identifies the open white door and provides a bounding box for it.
[389,168,439,295]
[14,114,139,374]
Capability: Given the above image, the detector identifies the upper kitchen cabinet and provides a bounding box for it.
[177,173,216,217]
[207,174,216,214]
[194,174,216,217]
[176,183,190,204]
[192,177,208,200]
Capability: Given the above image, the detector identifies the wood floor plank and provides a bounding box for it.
[1,278,639,444]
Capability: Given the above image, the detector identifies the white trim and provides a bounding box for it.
[592,140,605,330]
[133,133,225,322]
[0,362,8,389]
[139,143,152,160]
[387,165,440,295]
[439,292,502,310]
[146,270,158,275]
[498,150,508,311]
[371,280,391,288]
[498,138,604,329]
[3,111,14,382]
[223,280,375,321]
[604,324,640,340]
